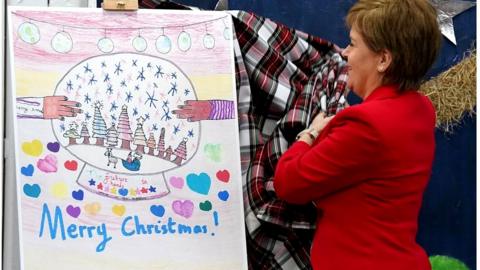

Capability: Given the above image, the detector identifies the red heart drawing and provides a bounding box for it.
[216,170,230,183]
[64,160,78,171]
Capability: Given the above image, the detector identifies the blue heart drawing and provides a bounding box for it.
[23,184,41,198]
[118,188,129,197]
[186,173,211,195]
[218,190,230,201]
[150,205,165,217]
[21,164,34,177]
[72,189,84,201]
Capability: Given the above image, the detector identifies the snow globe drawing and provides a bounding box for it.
[52,53,200,200]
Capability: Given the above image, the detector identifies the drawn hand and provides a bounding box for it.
[172,100,211,122]
[43,96,82,120]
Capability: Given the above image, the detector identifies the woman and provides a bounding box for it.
[274,0,441,269]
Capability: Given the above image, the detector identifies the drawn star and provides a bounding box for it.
[173,124,180,135]
[97,183,103,190]
[83,63,92,73]
[188,129,194,137]
[110,101,118,112]
[431,0,476,45]
[120,80,127,87]
[88,74,97,85]
[106,84,114,95]
[152,124,158,131]
[145,91,158,108]
[149,186,157,193]
[84,93,91,104]
[114,62,123,75]
[137,67,146,81]
[168,82,178,96]
[110,187,117,194]
[104,73,110,82]
[129,188,137,196]
[147,62,152,69]
[101,61,107,68]
[144,113,150,120]
[89,179,96,186]
[171,72,177,79]
[85,112,91,120]
[184,89,190,96]
[66,80,73,91]
[125,91,133,103]
[137,116,145,125]
[141,187,149,193]
[133,107,139,116]
[135,84,140,91]
[132,59,138,67]
[155,65,164,78]
[153,82,158,88]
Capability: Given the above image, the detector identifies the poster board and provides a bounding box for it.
[7,7,246,270]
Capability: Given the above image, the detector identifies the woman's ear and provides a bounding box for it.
[377,49,392,73]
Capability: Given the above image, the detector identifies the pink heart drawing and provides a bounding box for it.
[172,200,194,218]
[169,176,184,189]
[37,154,58,173]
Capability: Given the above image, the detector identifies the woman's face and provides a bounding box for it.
[342,27,383,99]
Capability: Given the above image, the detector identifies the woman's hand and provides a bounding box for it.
[310,112,334,134]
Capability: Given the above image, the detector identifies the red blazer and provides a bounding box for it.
[274,85,435,270]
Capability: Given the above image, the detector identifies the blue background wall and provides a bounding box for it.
[139,1,477,268]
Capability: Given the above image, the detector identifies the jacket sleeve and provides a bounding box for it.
[274,113,382,204]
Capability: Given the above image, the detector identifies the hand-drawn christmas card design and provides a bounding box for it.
[8,7,246,270]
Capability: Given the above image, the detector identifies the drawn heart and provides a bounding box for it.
[218,190,230,201]
[21,164,34,177]
[172,200,194,218]
[23,183,41,198]
[84,202,101,215]
[199,200,212,211]
[216,170,230,183]
[204,144,222,162]
[47,142,60,153]
[112,205,126,216]
[169,176,184,189]
[37,154,57,173]
[64,160,78,171]
[118,188,129,197]
[22,139,43,157]
[150,205,166,217]
[51,182,68,198]
[66,205,81,218]
[72,189,84,201]
[186,173,211,195]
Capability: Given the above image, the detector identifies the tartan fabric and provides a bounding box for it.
[139,3,349,268]
[233,11,349,269]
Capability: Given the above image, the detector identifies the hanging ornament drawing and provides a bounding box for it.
[98,29,114,53]
[51,30,73,53]
[132,33,147,52]
[18,22,40,44]
[155,29,172,54]
[223,19,232,40]
[203,24,215,49]
[178,30,191,52]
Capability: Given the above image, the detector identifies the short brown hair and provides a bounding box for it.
[346,0,441,91]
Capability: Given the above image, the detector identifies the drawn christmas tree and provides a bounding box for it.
[92,101,108,146]
[117,105,133,150]
[164,146,173,161]
[146,132,157,155]
[63,122,81,145]
[173,138,188,165]
[133,116,147,153]
[80,122,90,144]
[106,123,119,147]
[157,127,166,158]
